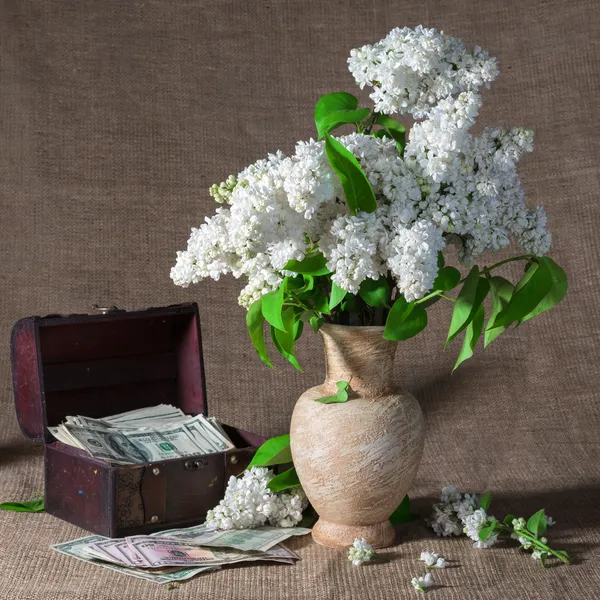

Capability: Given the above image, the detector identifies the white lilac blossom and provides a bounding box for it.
[427,486,479,537]
[419,551,447,569]
[411,572,435,592]
[462,508,498,548]
[173,27,550,307]
[347,538,377,566]
[205,467,308,530]
[347,26,498,117]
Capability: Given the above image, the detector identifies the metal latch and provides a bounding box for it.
[92,304,121,315]
[185,458,209,470]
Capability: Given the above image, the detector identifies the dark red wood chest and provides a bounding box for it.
[11,303,265,537]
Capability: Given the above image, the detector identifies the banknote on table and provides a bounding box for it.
[122,536,300,568]
[51,536,219,585]
[151,523,312,552]
[49,405,234,464]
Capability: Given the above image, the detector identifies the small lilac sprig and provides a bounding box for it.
[347,538,390,566]
[419,551,447,569]
[411,572,435,592]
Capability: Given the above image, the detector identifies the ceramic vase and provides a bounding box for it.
[290,324,425,548]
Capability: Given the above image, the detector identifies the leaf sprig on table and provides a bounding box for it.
[429,487,570,566]
[0,493,44,513]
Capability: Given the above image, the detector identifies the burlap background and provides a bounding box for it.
[1,0,599,598]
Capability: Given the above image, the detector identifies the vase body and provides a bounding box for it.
[290,324,425,549]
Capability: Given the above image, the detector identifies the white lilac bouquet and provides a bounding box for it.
[172,26,567,370]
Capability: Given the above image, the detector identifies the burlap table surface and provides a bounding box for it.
[1,0,599,598]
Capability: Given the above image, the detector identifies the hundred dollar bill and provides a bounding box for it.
[48,425,86,449]
[64,423,206,464]
[207,417,233,444]
[102,405,185,425]
[51,536,218,584]
[50,405,235,463]
[124,537,218,568]
[150,524,312,552]
[125,537,299,569]
[183,415,234,453]
[87,539,146,567]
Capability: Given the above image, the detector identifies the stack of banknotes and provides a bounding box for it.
[48,404,235,464]
[51,524,311,585]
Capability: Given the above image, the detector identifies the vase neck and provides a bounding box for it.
[320,324,397,395]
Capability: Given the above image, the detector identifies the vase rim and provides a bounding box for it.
[320,323,385,333]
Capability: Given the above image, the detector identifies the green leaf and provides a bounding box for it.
[503,514,516,526]
[246,299,273,368]
[520,257,567,322]
[479,491,493,512]
[329,282,348,311]
[373,129,392,140]
[375,114,406,153]
[262,287,286,332]
[389,495,418,524]
[434,266,461,291]
[527,509,547,537]
[314,92,371,139]
[267,467,301,492]
[478,519,497,542]
[437,251,445,269]
[492,261,554,329]
[248,434,292,468]
[324,133,377,215]
[453,303,484,371]
[358,277,390,308]
[446,268,490,347]
[384,297,428,341]
[311,288,331,315]
[284,252,330,276]
[309,315,325,333]
[293,320,304,341]
[340,294,358,313]
[484,276,514,348]
[315,380,351,404]
[0,498,44,513]
[540,551,548,568]
[270,310,302,371]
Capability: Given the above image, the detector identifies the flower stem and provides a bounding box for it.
[484,255,534,273]
[495,524,570,564]
[415,289,456,304]
[364,111,379,135]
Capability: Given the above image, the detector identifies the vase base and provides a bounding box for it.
[311,518,396,549]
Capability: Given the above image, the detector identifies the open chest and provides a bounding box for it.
[11,303,265,537]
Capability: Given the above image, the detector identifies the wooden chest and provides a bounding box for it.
[11,303,265,537]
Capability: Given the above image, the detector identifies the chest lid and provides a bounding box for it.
[11,303,207,443]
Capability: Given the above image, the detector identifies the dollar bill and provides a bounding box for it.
[150,524,312,552]
[124,537,300,569]
[102,405,185,425]
[87,539,147,567]
[183,415,234,453]
[63,423,206,464]
[50,405,235,464]
[51,536,218,584]
[207,417,233,444]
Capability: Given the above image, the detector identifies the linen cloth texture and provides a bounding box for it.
[1,0,599,598]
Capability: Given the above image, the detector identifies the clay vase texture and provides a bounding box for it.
[290,324,425,549]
